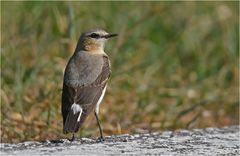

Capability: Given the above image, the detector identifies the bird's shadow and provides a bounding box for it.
[48,140,65,144]
[39,138,97,144]
[39,140,65,144]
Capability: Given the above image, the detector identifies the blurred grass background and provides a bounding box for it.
[1,1,239,143]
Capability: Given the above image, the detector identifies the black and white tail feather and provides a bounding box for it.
[63,103,82,133]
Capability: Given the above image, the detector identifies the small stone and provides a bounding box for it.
[122,139,128,142]
[81,138,94,142]
[134,134,140,138]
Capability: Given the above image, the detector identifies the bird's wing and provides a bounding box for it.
[61,55,110,133]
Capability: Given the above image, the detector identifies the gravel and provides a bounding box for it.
[1,125,239,155]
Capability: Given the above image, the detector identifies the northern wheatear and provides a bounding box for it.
[61,29,117,141]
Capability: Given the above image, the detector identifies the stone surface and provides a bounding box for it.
[0,125,239,155]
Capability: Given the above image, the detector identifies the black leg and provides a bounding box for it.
[70,133,75,141]
[94,112,104,142]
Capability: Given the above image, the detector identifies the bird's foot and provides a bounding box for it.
[96,137,105,143]
[69,134,75,142]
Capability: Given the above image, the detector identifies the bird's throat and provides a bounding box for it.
[82,40,104,53]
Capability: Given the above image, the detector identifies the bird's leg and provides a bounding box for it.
[70,133,75,141]
[94,112,104,142]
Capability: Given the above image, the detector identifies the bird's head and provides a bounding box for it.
[76,29,118,53]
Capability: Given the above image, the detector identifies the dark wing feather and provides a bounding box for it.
[61,55,110,133]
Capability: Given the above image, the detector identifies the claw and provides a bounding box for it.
[96,137,105,143]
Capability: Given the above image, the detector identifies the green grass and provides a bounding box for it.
[1,1,239,143]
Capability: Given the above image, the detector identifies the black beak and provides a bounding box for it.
[104,33,118,39]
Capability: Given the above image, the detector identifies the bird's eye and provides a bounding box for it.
[90,33,100,38]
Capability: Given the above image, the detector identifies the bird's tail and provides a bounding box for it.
[63,103,82,134]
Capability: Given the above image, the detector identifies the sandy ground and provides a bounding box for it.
[1,125,239,155]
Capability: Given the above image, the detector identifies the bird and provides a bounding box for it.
[61,29,117,142]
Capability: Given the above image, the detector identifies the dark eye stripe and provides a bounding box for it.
[90,33,101,38]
